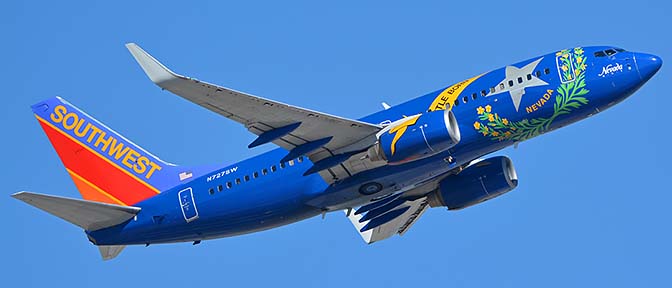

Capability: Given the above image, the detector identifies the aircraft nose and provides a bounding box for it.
[634,52,663,82]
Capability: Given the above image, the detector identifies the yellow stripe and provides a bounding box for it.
[36,114,161,194]
[66,168,127,206]
[428,74,483,112]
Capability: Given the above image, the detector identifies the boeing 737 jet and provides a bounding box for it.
[14,44,661,260]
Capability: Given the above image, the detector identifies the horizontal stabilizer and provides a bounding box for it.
[12,191,141,231]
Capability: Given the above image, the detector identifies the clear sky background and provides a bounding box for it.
[3,1,670,287]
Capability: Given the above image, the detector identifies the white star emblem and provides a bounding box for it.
[488,57,548,111]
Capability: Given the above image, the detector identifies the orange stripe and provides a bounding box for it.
[35,115,160,194]
[67,168,127,206]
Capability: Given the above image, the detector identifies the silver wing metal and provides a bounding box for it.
[344,180,438,244]
[346,197,429,244]
[126,43,382,181]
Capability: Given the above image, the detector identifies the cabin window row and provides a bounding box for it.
[208,156,305,195]
[453,68,551,106]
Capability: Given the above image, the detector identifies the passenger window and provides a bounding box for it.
[253,171,259,178]
[605,49,616,56]
[454,99,459,106]
[489,87,495,93]
[526,74,532,80]
[235,178,241,185]
[462,96,468,103]
[217,185,223,192]
[226,182,232,189]
[517,77,523,84]
[615,48,625,52]
[271,165,277,172]
[280,162,286,169]
[544,68,550,75]
[288,160,295,166]
[244,175,250,182]
[535,71,541,77]
[262,168,268,175]
[480,90,486,96]
[594,51,606,57]
[471,93,477,100]
[208,188,215,195]
[297,156,303,163]
[508,80,514,87]
[499,83,505,90]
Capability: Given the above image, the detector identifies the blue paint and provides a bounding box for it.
[33,46,660,246]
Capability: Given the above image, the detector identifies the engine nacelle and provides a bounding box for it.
[368,109,460,165]
[427,156,518,210]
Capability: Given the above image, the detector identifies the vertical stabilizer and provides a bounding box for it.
[31,97,181,205]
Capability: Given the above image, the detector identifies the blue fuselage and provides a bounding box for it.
[88,46,661,245]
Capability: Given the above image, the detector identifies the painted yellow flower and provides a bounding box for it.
[555,51,562,56]
[481,130,488,136]
[488,114,494,122]
[473,122,481,129]
[561,65,568,72]
[562,53,569,59]
[477,106,485,115]
[502,118,509,125]
[485,105,492,113]
[576,56,583,64]
[492,131,500,137]
[504,131,512,137]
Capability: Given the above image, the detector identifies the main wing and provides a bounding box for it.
[344,181,435,244]
[126,43,382,181]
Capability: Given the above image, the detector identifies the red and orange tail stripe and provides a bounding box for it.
[32,97,174,206]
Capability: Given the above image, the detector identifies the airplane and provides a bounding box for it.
[13,44,661,260]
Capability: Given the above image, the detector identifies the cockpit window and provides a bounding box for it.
[594,48,626,57]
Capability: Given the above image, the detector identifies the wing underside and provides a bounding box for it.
[344,180,439,243]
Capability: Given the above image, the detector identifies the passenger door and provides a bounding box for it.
[178,187,199,223]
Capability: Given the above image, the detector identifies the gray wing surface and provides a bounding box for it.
[126,43,381,177]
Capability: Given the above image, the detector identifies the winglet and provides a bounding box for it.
[125,43,180,85]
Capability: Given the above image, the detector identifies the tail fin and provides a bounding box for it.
[32,97,180,206]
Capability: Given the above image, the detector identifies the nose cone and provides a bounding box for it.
[635,53,663,82]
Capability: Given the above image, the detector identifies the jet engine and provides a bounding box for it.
[367,109,460,164]
[427,156,518,210]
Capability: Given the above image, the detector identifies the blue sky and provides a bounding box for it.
[3,1,670,287]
